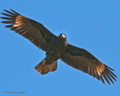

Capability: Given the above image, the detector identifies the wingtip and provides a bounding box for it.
[10,9,14,11]
[1,13,4,15]
[10,9,14,12]
[10,9,19,15]
[3,9,9,13]
[1,21,5,23]
[106,65,114,71]
[4,9,11,11]
[0,17,5,19]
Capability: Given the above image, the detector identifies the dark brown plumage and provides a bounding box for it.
[1,9,117,84]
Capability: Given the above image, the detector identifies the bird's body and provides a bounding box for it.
[46,34,68,64]
[1,9,117,84]
[35,34,68,74]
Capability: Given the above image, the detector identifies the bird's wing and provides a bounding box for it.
[60,44,117,84]
[1,9,57,51]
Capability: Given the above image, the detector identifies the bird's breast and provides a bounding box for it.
[46,37,67,63]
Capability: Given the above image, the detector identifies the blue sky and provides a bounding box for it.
[0,0,120,96]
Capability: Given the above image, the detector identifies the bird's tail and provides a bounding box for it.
[34,58,57,75]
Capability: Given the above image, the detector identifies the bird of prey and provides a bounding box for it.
[1,9,117,84]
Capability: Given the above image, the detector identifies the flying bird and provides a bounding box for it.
[1,9,117,84]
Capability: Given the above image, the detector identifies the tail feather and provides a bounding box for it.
[41,65,50,74]
[34,59,57,75]
[34,59,44,72]
[50,61,57,72]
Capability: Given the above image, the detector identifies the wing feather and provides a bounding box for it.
[60,44,117,84]
[1,9,57,51]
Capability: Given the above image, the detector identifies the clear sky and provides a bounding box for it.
[0,0,120,96]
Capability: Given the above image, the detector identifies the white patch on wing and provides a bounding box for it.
[13,24,19,27]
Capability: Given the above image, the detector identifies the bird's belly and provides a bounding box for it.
[45,42,66,64]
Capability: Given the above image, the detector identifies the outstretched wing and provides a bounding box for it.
[60,44,117,84]
[1,9,57,51]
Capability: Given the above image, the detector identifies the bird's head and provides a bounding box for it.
[59,33,66,39]
[59,33,68,46]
